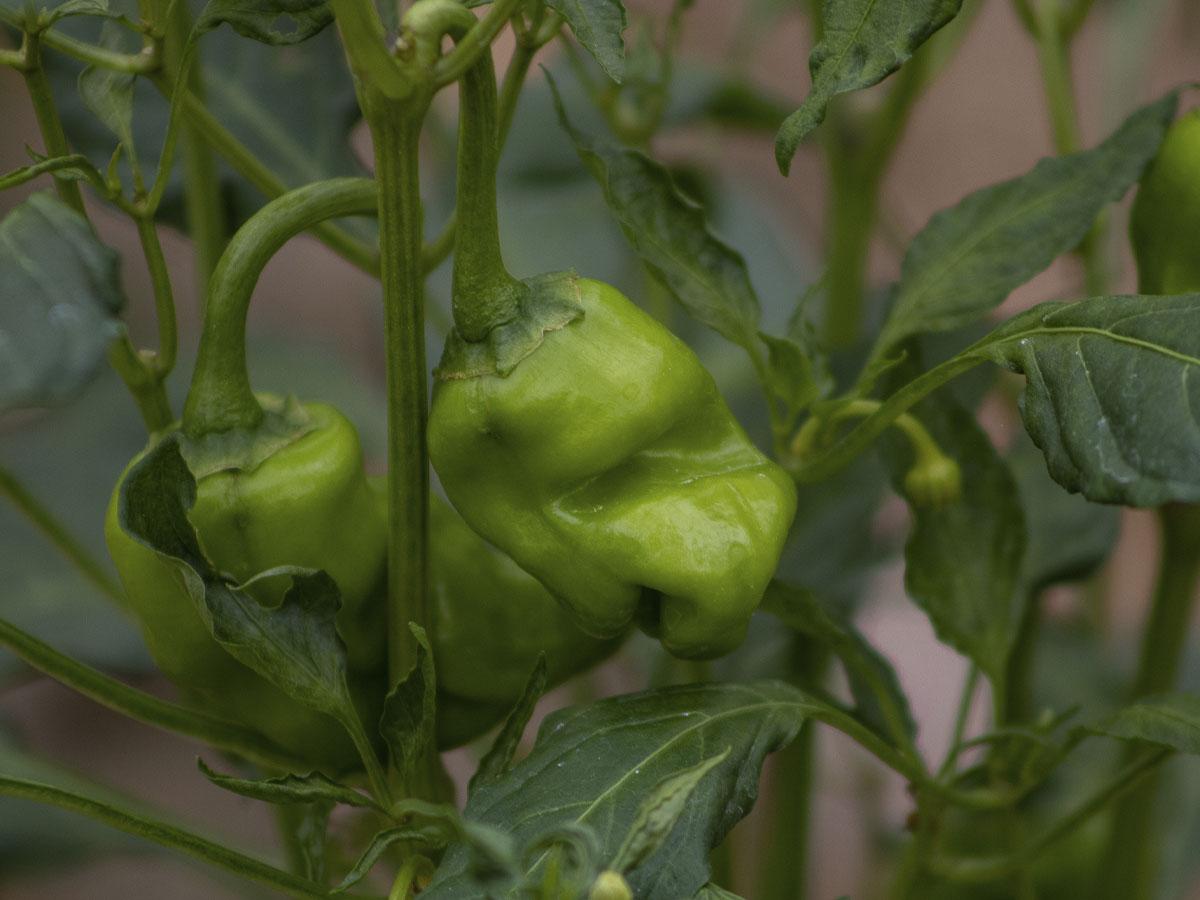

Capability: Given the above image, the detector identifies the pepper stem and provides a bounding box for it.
[182,178,379,437]
[440,7,524,342]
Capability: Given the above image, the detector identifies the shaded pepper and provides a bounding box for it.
[105,399,386,768]
[367,478,624,748]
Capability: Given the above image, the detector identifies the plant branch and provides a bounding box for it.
[0,774,377,899]
[134,214,178,377]
[0,467,123,602]
[19,31,87,216]
[0,617,313,772]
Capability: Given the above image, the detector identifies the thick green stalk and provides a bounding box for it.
[1097,503,1200,900]
[0,467,123,602]
[1024,0,1107,295]
[448,29,524,340]
[182,178,378,436]
[20,33,86,216]
[369,109,432,690]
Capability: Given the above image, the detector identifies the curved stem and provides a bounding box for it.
[0,775,368,900]
[135,214,178,377]
[0,617,312,772]
[790,353,984,483]
[181,177,378,436]
[173,91,382,276]
[0,467,123,603]
[432,0,523,89]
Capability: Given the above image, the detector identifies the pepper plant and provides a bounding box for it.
[2,0,1200,897]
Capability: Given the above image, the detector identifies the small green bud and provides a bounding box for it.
[589,870,634,900]
[903,453,962,509]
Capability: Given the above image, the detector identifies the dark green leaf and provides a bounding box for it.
[547,0,627,83]
[975,293,1200,506]
[0,193,124,413]
[379,623,437,787]
[470,656,549,793]
[196,0,333,45]
[1088,694,1200,754]
[882,367,1026,682]
[759,330,830,433]
[1008,433,1120,594]
[612,749,729,874]
[423,681,812,899]
[118,438,358,724]
[761,580,914,744]
[774,0,963,174]
[872,92,1177,361]
[551,74,763,351]
[196,758,382,810]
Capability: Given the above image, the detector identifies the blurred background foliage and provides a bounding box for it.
[2,0,1200,896]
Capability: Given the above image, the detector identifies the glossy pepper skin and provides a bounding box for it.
[429,276,798,660]
[1130,108,1200,293]
[104,400,387,768]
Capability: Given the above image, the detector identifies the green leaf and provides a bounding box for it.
[1088,694,1200,754]
[42,4,367,237]
[761,580,915,744]
[550,73,763,351]
[975,293,1200,506]
[196,0,333,45]
[117,438,359,726]
[1008,433,1120,594]
[612,749,730,874]
[872,92,1177,362]
[423,681,814,899]
[0,192,124,413]
[883,375,1026,682]
[78,23,140,186]
[759,330,830,434]
[547,0,627,83]
[196,759,382,810]
[774,0,963,174]
[470,655,549,793]
[379,623,437,787]
[693,885,745,900]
